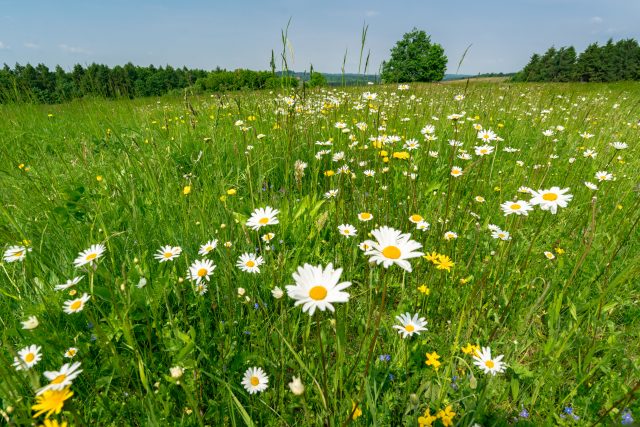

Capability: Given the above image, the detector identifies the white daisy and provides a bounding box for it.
[477,129,498,142]
[408,214,424,224]
[362,226,423,272]
[500,200,533,216]
[21,315,39,330]
[584,181,598,191]
[610,141,628,150]
[63,293,91,314]
[595,171,613,182]
[73,244,106,268]
[472,347,506,376]
[37,362,83,395]
[474,145,494,156]
[64,347,78,358]
[187,259,216,283]
[55,276,84,291]
[241,366,269,394]
[529,187,573,214]
[286,263,351,316]
[491,230,511,241]
[392,313,427,338]
[3,245,29,263]
[450,166,463,177]
[198,239,218,256]
[444,231,458,241]
[357,212,373,222]
[416,221,430,231]
[12,344,42,370]
[236,253,264,274]
[154,245,182,262]
[246,206,280,230]
[338,224,357,238]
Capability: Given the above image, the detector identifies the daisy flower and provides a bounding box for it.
[409,214,424,224]
[362,226,424,272]
[262,232,275,242]
[477,129,498,142]
[472,347,506,376]
[444,231,458,241]
[12,344,42,370]
[474,145,494,156]
[73,244,106,268]
[491,230,511,241]
[63,293,90,314]
[236,253,264,273]
[246,206,280,230]
[55,276,83,291]
[154,245,182,262]
[450,166,463,177]
[241,367,269,394]
[338,224,357,238]
[187,259,216,283]
[37,362,83,395]
[3,245,29,263]
[324,189,339,199]
[392,313,427,338]
[529,187,573,214]
[21,315,39,330]
[584,181,598,191]
[595,171,613,182]
[198,239,218,256]
[357,212,373,222]
[416,221,430,231]
[500,200,533,216]
[64,347,78,358]
[544,251,555,260]
[610,141,628,150]
[286,263,351,316]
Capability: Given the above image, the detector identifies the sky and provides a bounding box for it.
[0,0,638,75]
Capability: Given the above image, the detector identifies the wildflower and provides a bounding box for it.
[611,141,628,150]
[271,287,284,299]
[438,406,456,427]
[198,240,218,256]
[236,253,264,274]
[529,187,573,214]
[621,409,634,425]
[324,189,339,199]
[73,244,106,268]
[32,387,73,418]
[477,129,497,142]
[444,231,458,241]
[154,245,182,262]
[595,171,613,182]
[392,151,410,160]
[262,232,275,242]
[246,206,280,230]
[409,214,424,224]
[55,276,83,291]
[22,315,39,330]
[416,221,430,231]
[472,347,506,375]
[37,362,83,395]
[491,230,511,241]
[358,212,373,222]
[362,226,424,272]
[183,185,191,195]
[393,312,427,338]
[350,401,362,420]
[288,376,304,395]
[584,181,598,191]
[13,344,42,370]
[544,251,555,260]
[562,407,579,420]
[64,348,78,358]
[474,145,494,156]
[286,263,351,316]
[450,166,463,177]
[425,352,441,370]
[40,420,69,427]
[433,254,454,271]
[418,408,438,426]
[241,367,268,394]
[170,366,184,379]
[461,343,480,355]
[379,354,391,362]
[338,224,357,238]
[501,200,533,216]
[3,245,29,263]
[187,259,216,284]
[62,293,90,314]
[417,284,430,295]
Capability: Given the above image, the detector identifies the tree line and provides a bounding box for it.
[0,63,311,104]
[513,38,640,82]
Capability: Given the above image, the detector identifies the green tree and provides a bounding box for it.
[381,28,447,83]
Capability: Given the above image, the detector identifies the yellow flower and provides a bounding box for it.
[392,151,410,160]
[425,352,441,370]
[461,343,479,356]
[423,252,439,263]
[379,150,388,157]
[433,254,454,272]
[554,247,565,254]
[350,401,362,420]
[437,406,456,427]
[382,156,389,163]
[96,175,103,182]
[183,186,191,195]
[40,420,68,427]
[324,170,335,177]
[418,408,437,426]
[19,163,25,169]
[227,188,237,195]
[417,285,430,295]
[32,387,73,418]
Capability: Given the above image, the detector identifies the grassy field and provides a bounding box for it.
[1,81,639,426]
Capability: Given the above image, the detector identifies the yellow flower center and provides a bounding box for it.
[205,246,212,251]
[250,376,260,386]
[542,193,558,201]
[51,374,67,384]
[511,203,521,210]
[86,253,97,261]
[382,245,401,259]
[246,260,255,268]
[164,252,173,258]
[309,286,328,301]
[25,353,35,362]
[70,300,82,310]
[259,217,269,224]
[360,212,371,220]
[15,251,23,257]
[405,324,415,332]
[410,214,423,222]
[197,268,208,277]
[481,149,488,153]
[485,360,495,369]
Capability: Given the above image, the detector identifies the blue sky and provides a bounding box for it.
[0,0,638,74]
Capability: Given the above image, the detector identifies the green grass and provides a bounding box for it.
[1,81,639,426]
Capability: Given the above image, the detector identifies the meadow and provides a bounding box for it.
[0,80,639,426]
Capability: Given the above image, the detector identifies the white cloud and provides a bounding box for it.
[589,16,603,24]
[0,41,8,49]
[59,43,91,54]
[24,42,39,49]
[365,10,379,17]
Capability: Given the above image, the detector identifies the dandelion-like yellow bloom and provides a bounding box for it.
[32,387,73,418]
[418,408,438,426]
[40,420,68,427]
[437,406,456,426]
[425,352,441,370]
[183,185,191,195]
[461,343,480,356]
[350,401,362,420]
[433,255,454,272]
